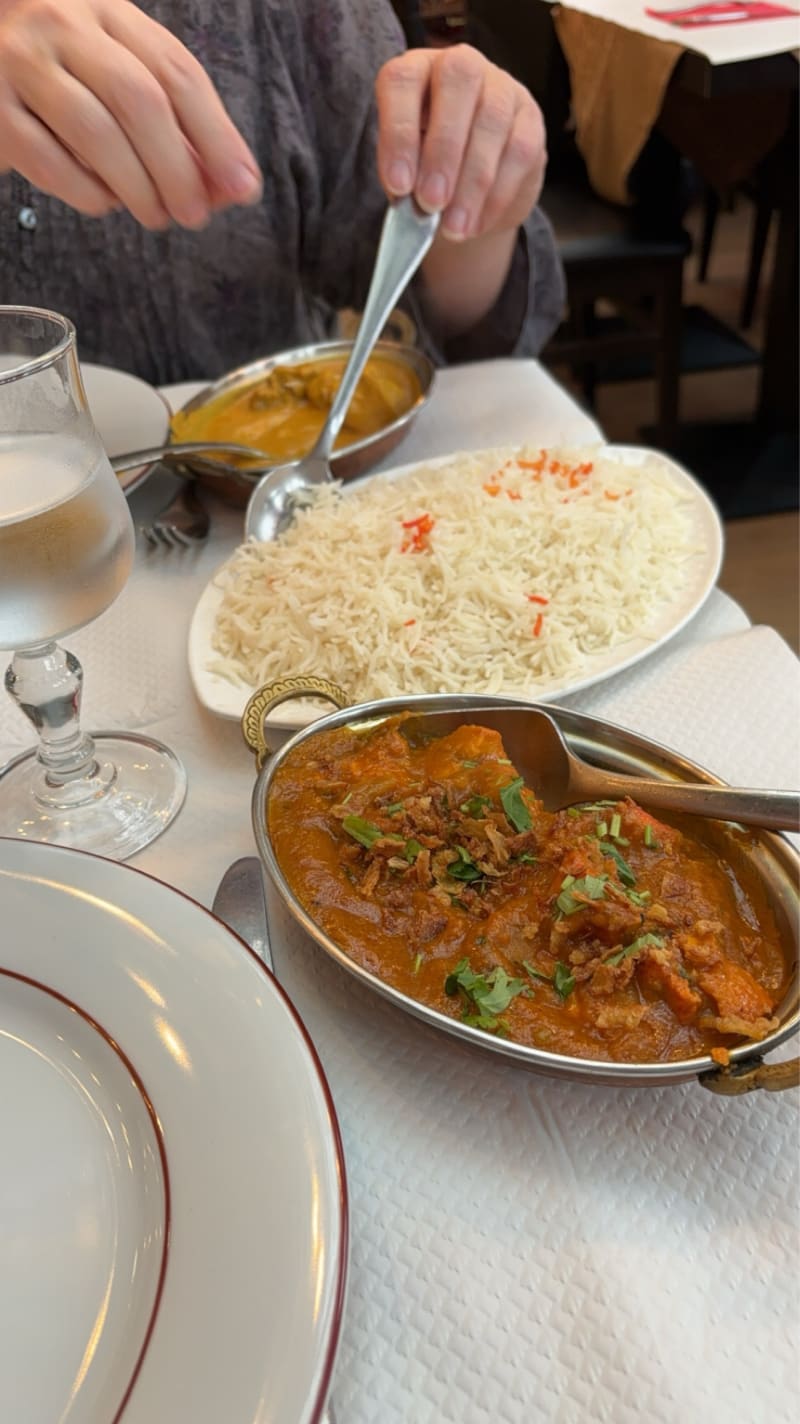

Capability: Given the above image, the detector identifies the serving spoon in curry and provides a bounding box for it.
[243,194,440,543]
[400,705,800,832]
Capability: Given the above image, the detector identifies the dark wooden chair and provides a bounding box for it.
[699,176,775,329]
[466,0,690,447]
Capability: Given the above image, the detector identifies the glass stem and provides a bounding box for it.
[5,642,99,786]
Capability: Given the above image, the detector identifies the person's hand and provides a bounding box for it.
[0,0,262,228]
[375,44,546,242]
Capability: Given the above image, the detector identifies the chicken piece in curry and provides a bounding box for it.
[268,715,791,1065]
[171,352,421,463]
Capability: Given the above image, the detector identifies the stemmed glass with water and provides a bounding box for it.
[0,305,186,858]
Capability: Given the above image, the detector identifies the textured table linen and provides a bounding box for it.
[1,358,798,1424]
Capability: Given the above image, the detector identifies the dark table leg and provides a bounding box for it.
[757,113,799,432]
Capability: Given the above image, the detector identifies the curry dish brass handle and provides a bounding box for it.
[241,675,349,768]
[699,1056,800,1095]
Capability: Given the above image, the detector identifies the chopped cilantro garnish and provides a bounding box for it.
[342,815,383,849]
[444,958,527,1034]
[626,887,651,908]
[597,841,636,887]
[523,959,551,984]
[500,776,532,832]
[523,958,575,1000]
[553,962,576,1000]
[555,874,607,916]
[447,845,483,882]
[459,793,492,818]
[605,933,664,968]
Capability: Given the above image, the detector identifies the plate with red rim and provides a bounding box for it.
[187,442,724,729]
[0,836,347,1424]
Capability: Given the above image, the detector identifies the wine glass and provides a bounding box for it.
[0,305,186,859]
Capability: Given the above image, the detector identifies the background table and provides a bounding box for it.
[2,359,798,1423]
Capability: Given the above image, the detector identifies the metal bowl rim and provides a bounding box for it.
[252,692,800,1087]
[170,338,435,475]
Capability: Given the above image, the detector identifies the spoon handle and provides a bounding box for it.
[111,440,270,474]
[310,196,440,464]
[586,771,800,832]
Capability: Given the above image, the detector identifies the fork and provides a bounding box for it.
[141,482,210,548]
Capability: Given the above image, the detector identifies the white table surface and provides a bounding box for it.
[544,0,800,63]
[2,358,798,1424]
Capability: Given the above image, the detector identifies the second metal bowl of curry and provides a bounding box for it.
[244,686,800,1094]
[170,338,435,505]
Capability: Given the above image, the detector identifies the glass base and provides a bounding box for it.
[0,732,187,861]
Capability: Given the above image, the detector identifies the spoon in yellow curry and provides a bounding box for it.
[400,706,800,832]
[244,195,440,543]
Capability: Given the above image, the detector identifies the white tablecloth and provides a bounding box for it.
[543,0,800,63]
[2,359,798,1423]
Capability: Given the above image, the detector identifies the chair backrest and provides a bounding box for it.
[466,1,572,173]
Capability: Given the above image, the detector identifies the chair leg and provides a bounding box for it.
[741,196,773,329]
[653,264,683,449]
[573,301,597,409]
[698,186,720,283]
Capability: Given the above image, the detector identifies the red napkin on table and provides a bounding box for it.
[647,2,799,24]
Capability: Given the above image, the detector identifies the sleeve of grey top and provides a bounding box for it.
[294,0,565,362]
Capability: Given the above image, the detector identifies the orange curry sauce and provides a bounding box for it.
[268,716,789,1064]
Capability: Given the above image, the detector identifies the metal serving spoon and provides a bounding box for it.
[401,705,800,831]
[111,440,273,477]
[244,195,440,543]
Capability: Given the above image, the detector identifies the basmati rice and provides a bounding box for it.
[208,445,699,700]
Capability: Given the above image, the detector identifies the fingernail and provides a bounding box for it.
[418,172,448,212]
[443,206,470,239]
[387,159,412,195]
[225,162,262,202]
[182,204,211,230]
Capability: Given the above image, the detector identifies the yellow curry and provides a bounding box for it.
[269,715,790,1066]
[172,352,422,462]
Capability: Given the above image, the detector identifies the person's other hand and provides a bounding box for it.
[375,44,546,242]
[0,0,262,228]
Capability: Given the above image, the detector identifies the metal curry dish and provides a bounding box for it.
[249,692,800,1090]
[171,339,434,503]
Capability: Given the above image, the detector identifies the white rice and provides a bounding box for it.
[208,445,699,699]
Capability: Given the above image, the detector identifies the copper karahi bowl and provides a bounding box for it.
[242,683,800,1095]
[170,339,435,505]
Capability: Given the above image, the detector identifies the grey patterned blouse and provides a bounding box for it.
[0,0,565,385]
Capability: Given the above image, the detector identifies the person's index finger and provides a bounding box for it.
[375,50,432,198]
[415,46,484,212]
[104,3,262,202]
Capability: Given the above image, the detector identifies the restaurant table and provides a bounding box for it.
[537,0,800,440]
[2,358,798,1423]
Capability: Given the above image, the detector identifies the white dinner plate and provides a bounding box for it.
[187,443,723,729]
[0,837,347,1424]
[81,362,172,495]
